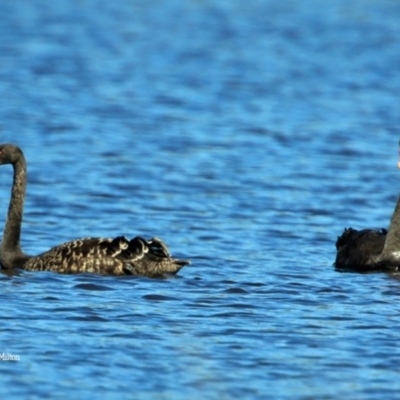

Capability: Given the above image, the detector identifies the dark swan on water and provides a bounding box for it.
[335,155,400,272]
[0,144,190,277]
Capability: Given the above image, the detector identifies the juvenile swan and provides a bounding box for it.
[0,144,190,277]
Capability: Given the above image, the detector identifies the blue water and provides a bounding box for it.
[1,0,400,398]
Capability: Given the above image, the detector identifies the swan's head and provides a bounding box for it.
[0,144,23,165]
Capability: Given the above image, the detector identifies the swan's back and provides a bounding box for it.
[334,228,387,271]
[22,236,190,277]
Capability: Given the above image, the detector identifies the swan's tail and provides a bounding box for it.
[334,227,387,270]
[110,236,190,277]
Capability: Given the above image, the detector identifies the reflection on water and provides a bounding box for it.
[1,0,400,398]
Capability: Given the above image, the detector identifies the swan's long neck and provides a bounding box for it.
[380,195,400,259]
[1,155,27,268]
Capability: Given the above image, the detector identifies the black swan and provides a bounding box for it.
[0,144,190,277]
[335,194,400,272]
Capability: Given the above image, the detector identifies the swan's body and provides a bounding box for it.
[335,196,400,272]
[0,144,190,277]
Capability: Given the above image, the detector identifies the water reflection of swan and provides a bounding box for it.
[0,144,190,277]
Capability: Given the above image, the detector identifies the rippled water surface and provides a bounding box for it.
[1,0,400,398]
